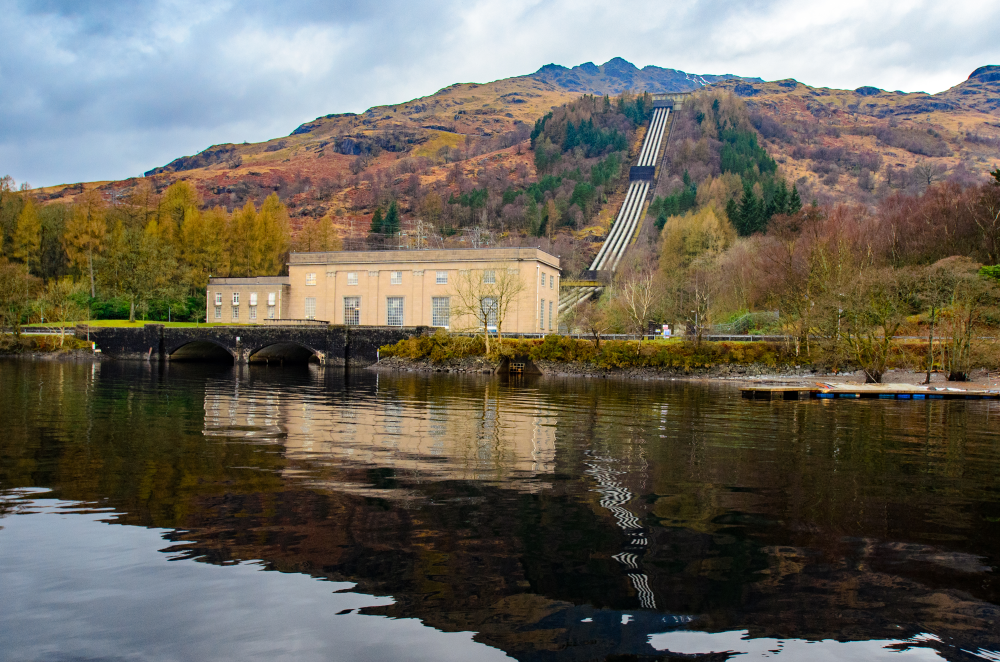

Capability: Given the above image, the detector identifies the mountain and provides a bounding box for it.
[528,57,758,95]
[34,59,1000,223]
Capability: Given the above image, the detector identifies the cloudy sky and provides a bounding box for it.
[2,0,998,187]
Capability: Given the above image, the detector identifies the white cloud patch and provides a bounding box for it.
[2,0,998,186]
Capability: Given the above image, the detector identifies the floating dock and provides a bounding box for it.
[742,383,1000,401]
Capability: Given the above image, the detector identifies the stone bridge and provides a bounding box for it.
[75,324,430,366]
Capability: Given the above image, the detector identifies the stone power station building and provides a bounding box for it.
[207,248,561,334]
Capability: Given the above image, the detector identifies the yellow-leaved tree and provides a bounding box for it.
[63,190,107,297]
[292,215,341,252]
[12,197,41,272]
[229,194,290,277]
[179,206,228,292]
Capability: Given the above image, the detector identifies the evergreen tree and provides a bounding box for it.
[369,207,383,234]
[772,180,789,216]
[383,201,400,236]
[725,198,740,231]
[736,183,760,236]
[788,185,803,214]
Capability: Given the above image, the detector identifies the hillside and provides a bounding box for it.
[29,60,1000,248]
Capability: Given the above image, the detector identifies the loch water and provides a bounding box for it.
[1,360,999,661]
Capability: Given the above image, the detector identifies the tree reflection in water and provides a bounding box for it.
[1,360,999,661]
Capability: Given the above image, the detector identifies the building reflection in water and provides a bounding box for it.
[201,371,557,490]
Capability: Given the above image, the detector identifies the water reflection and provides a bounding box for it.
[1,360,1000,661]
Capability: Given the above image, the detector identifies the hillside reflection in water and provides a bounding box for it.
[1,360,999,661]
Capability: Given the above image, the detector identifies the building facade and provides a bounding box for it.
[206,248,560,333]
[205,276,291,324]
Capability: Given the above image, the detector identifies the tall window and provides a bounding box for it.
[549,275,554,289]
[214,306,221,320]
[540,299,545,331]
[482,270,496,284]
[540,273,545,287]
[232,306,239,321]
[481,297,497,329]
[390,271,403,285]
[215,292,222,306]
[305,272,317,286]
[249,293,258,306]
[267,305,275,320]
[267,292,276,306]
[549,301,554,331]
[344,297,360,325]
[387,297,404,326]
[435,271,448,284]
[431,297,450,328]
[232,292,239,306]
[347,272,358,286]
[304,297,316,320]
[249,305,257,321]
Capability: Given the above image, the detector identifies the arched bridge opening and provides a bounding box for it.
[168,341,236,364]
[249,342,323,365]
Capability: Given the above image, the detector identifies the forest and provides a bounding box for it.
[0,178,337,328]
[571,91,1000,381]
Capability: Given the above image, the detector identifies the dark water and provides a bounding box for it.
[1,360,999,662]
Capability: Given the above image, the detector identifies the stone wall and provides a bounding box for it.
[77,324,430,366]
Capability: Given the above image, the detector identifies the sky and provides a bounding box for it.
[2,0,999,188]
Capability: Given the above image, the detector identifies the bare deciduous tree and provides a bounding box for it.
[451,264,525,356]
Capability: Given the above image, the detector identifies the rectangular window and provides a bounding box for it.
[232,306,239,321]
[431,297,450,327]
[387,297,404,326]
[267,305,275,320]
[305,272,317,286]
[344,297,360,325]
[304,297,316,320]
[215,292,222,306]
[483,270,496,284]
[436,271,448,284]
[249,306,257,320]
[540,299,545,331]
[390,271,402,285]
[249,292,258,306]
[481,297,497,329]
[214,306,221,320]
[549,275,554,289]
[549,301,554,331]
[541,273,545,287]
[267,292,276,306]
[347,272,358,286]
[232,292,239,306]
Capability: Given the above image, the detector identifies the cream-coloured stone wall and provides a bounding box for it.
[285,248,560,333]
[205,277,290,324]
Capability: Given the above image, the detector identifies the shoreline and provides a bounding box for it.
[370,356,1000,390]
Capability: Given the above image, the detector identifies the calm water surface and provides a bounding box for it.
[1,360,999,661]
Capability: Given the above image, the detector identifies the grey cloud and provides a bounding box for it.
[2,0,998,186]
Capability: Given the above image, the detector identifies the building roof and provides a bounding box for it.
[207,276,290,285]
[287,247,560,270]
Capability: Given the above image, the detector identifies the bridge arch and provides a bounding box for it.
[167,339,236,363]
[248,341,324,365]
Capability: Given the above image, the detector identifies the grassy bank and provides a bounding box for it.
[381,333,800,370]
[0,334,92,353]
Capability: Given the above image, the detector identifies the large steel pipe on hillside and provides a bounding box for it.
[643,109,669,167]
[593,183,642,271]
[611,180,651,270]
[640,110,664,167]
[637,109,663,166]
[596,180,647,271]
[604,181,649,270]
[590,182,641,270]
